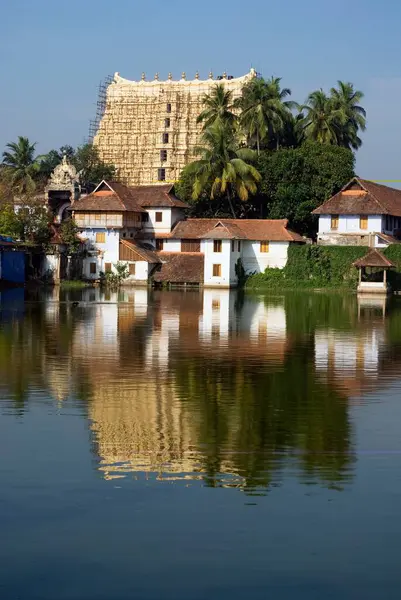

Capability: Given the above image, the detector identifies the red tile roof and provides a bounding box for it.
[153,252,204,283]
[353,248,395,268]
[313,178,401,216]
[170,218,305,242]
[71,181,146,213]
[128,184,189,208]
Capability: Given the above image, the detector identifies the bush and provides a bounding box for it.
[246,245,368,290]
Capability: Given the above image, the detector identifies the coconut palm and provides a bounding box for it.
[330,81,366,149]
[197,84,237,129]
[2,136,43,194]
[297,90,345,145]
[238,77,295,153]
[188,122,261,218]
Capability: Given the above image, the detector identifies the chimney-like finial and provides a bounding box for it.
[208,71,213,79]
[181,71,186,80]
[141,72,146,81]
[154,73,159,80]
[168,72,173,80]
[195,71,199,80]
[223,71,227,79]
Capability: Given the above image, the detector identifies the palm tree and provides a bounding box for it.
[330,81,366,149]
[197,84,237,129]
[297,90,344,145]
[188,122,261,218]
[238,77,295,153]
[2,136,43,194]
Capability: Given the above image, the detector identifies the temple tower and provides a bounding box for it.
[93,69,257,186]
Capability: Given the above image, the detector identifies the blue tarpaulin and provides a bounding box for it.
[1,251,25,283]
[0,235,15,243]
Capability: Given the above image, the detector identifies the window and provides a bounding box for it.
[156,239,164,251]
[166,103,172,113]
[162,133,169,144]
[360,215,368,230]
[231,240,235,252]
[129,263,136,275]
[105,263,112,273]
[90,262,97,274]
[158,168,166,181]
[165,118,171,128]
[122,232,126,238]
[213,264,222,277]
[155,212,163,222]
[237,241,241,252]
[260,241,270,253]
[160,149,168,162]
[213,240,222,253]
[142,213,149,222]
[130,232,134,238]
[331,215,339,230]
[96,232,106,243]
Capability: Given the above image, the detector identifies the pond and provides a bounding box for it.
[1,286,401,599]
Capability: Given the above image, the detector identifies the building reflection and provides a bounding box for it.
[4,288,401,491]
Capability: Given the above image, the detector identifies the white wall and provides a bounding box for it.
[318,214,383,234]
[81,228,120,280]
[124,261,149,283]
[241,241,289,273]
[42,254,59,278]
[142,208,174,234]
[203,239,232,287]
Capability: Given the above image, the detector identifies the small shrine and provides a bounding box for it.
[45,155,80,223]
[353,248,395,294]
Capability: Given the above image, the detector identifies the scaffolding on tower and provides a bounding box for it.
[88,75,113,142]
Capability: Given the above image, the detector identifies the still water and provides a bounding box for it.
[1,286,401,599]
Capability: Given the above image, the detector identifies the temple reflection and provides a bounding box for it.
[4,288,401,491]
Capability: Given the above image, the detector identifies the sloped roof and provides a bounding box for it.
[313,178,401,216]
[71,181,146,213]
[170,218,305,242]
[153,252,204,283]
[119,239,161,263]
[353,248,395,268]
[128,185,189,208]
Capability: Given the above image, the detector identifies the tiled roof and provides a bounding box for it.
[353,248,395,268]
[376,232,401,244]
[119,239,161,263]
[128,185,189,208]
[153,252,204,283]
[71,181,146,213]
[170,218,305,242]
[313,178,401,216]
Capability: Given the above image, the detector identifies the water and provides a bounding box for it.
[1,286,401,599]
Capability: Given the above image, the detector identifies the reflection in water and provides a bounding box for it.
[2,287,401,493]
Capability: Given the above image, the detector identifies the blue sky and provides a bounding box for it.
[1,0,400,181]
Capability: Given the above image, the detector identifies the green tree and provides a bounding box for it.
[188,122,261,218]
[297,89,344,145]
[237,77,295,154]
[17,204,51,245]
[0,204,22,238]
[72,143,116,192]
[257,141,355,236]
[2,136,44,194]
[60,218,81,254]
[196,84,237,130]
[330,81,366,150]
